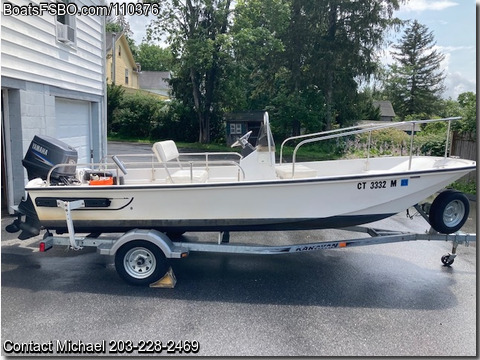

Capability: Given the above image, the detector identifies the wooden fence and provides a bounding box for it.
[451,132,476,182]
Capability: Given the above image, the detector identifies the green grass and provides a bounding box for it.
[278,144,342,162]
[449,180,476,195]
[108,136,341,161]
[175,142,239,153]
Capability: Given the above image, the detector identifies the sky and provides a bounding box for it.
[125,0,477,100]
[385,0,477,99]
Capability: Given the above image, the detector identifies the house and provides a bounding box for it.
[366,101,421,134]
[373,100,396,122]
[1,0,107,214]
[138,71,171,99]
[106,32,139,89]
[225,111,265,146]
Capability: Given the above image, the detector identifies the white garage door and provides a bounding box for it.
[55,98,91,164]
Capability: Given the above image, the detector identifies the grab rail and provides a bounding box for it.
[279,122,380,164]
[281,117,461,177]
[45,158,246,186]
[110,151,244,182]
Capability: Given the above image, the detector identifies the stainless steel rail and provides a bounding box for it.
[45,157,246,185]
[279,117,461,177]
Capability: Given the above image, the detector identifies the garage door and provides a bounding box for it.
[55,98,91,164]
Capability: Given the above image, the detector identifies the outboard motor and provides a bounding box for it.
[22,135,78,183]
[6,135,78,239]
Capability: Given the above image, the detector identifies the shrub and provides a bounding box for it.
[107,83,125,134]
[112,92,164,139]
[450,180,476,195]
[414,132,446,156]
[150,100,199,142]
[350,128,409,157]
[413,121,448,156]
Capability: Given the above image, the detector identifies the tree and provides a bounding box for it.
[386,20,446,119]
[106,14,137,56]
[105,22,122,33]
[230,0,291,133]
[232,0,403,135]
[231,0,288,108]
[135,43,173,72]
[456,92,476,134]
[300,0,403,130]
[143,0,403,142]
[146,0,233,143]
[106,83,125,134]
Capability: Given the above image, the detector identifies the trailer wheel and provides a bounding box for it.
[429,190,469,234]
[441,254,455,266]
[115,240,169,286]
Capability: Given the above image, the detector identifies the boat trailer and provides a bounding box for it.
[37,199,476,287]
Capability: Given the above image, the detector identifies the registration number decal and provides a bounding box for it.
[357,179,408,190]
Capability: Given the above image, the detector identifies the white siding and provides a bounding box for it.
[1,0,105,95]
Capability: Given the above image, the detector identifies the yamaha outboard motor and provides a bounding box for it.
[22,135,78,183]
[6,135,78,239]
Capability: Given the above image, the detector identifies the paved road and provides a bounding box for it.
[1,142,476,356]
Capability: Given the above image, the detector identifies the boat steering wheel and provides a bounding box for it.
[231,131,253,148]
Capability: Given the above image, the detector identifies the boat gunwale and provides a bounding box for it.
[26,164,476,192]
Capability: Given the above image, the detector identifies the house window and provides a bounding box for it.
[56,0,76,44]
[118,45,121,57]
[230,123,243,135]
[125,69,129,85]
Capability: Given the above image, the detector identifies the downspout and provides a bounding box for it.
[111,32,116,85]
[101,16,109,159]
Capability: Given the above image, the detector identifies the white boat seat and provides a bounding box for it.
[275,164,317,179]
[166,169,208,183]
[153,140,208,183]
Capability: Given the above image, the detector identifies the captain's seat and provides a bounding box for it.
[153,140,208,183]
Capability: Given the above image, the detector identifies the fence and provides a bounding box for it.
[451,131,476,183]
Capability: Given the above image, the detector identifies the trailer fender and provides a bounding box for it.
[109,229,187,259]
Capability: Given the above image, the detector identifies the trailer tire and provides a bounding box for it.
[429,190,469,234]
[115,240,169,286]
[441,254,455,266]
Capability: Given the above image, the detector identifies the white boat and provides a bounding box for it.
[8,113,476,239]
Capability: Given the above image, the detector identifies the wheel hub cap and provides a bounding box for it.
[443,200,465,228]
[124,247,156,279]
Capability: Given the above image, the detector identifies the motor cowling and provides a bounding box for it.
[22,135,77,182]
[6,136,78,240]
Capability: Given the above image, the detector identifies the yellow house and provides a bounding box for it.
[106,32,139,88]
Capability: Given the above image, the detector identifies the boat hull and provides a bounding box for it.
[25,158,474,234]
[33,214,396,234]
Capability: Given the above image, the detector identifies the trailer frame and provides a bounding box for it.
[37,200,476,286]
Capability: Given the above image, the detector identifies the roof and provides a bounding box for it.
[373,100,396,117]
[105,31,121,53]
[138,71,171,92]
[224,111,265,122]
[106,32,138,71]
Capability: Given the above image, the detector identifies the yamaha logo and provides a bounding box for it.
[32,143,48,156]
